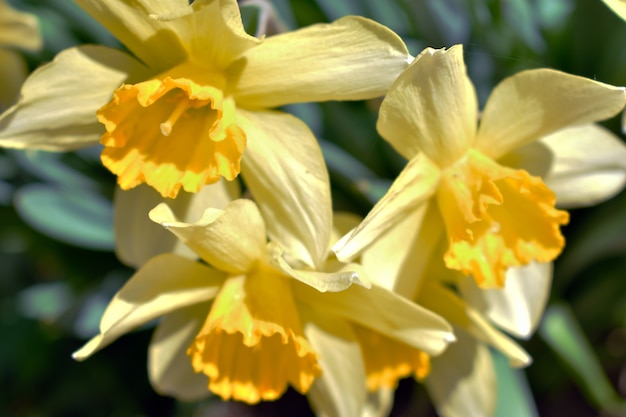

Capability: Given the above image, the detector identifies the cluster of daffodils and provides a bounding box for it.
[3,1,626,416]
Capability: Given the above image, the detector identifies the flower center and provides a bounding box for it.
[187,267,320,403]
[437,149,569,288]
[352,324,430,391]
[97,63,246,198]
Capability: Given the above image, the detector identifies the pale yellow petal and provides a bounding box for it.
[166,0,261,70]
[239,109,331,268]
[149,199,265,275]
[74,0,189,71]
[426,331,496,417]
[293,283,454,356]
[460,262,552,339]
[114,180,240,269]
[73,254,224,360]
[333,154,440,262]
[476,69,626,159]
[539,124,626,208]
[377,45,478,165]
[0,45,148,150]
[300,304,366,417]
[0,0,41,51]
[603,0,626,20]
[233,16,410,108]
[361,200,444,298]
[419,281,531,367]
[149,303,212,401]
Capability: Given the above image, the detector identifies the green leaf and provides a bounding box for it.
[492,350,538,417]
[538,303,626,414]
[14,184,114,250]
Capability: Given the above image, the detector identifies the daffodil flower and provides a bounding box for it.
[73,199,453,413]
[358,121,626,417]
[0,0,410,201]
[0,0,41,109]
[334,44,626,289]
[357,204,532,417]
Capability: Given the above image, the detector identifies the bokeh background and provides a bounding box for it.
[1,0,626,416]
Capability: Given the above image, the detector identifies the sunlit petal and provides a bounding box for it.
[476,69,626,159]
[149,199,266,275]
[239,109,331,268]
[377,45,477,164]
[0,46,147,150]
[114,180,240,268]
[333,154,440,262]
[73,254,224,360]
[234,16,410,108]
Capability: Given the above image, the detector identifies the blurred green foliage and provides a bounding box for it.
[1,0,626,416]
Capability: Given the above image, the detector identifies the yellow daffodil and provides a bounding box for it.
[73,199,453,414]
[334,44,626,289]
[0,0,410,201]
[360,207,531,417]
[0,0,41,110]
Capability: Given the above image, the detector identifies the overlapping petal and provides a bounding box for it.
[0,45,148,150]
[233,16,411,108]
[426,331,496,417]
[73,254,225,360]
[114,180,240,268]
[293,283,454,356]
[419,281,531,367]
[302,306,366,417]
[333,154,441,262]
[149,199,266,275]
[476,69,626,159]
[377,45,477,165]
[239,109,331,268]
[537,124,626,208]
[459,262,552,339]
[148,303,212,401]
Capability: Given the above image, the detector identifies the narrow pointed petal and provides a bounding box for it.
[426,331,496,417]
[293,283,454,356]
[301,306,366,417]
[539,124,626,208]
[0,45,147,150]
[0,0,42,51]
[115,180,240,268]
[333,155,440,262]
[149,199,266,275]
[377,45,478,164]
[149,303,212,401]
[419,281,531,367]
[239,109,331,268]
[234,16,410,108]
[476,69,626,159]
[460,262,552,339]
[73,254,224,360]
